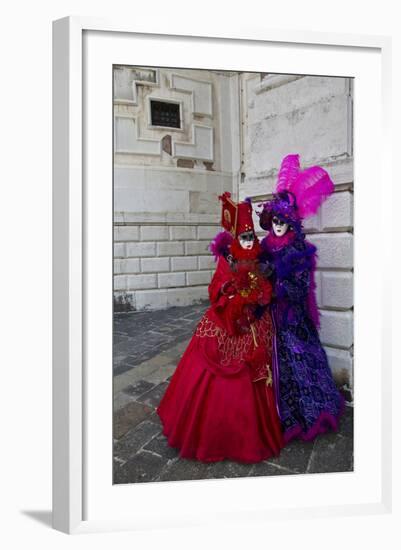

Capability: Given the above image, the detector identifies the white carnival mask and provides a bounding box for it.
[238,231,255,250]
[271,216,289,237]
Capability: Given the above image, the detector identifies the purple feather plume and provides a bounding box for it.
[209,230,233,261]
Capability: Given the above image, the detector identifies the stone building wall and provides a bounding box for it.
[113,66,241,312]
[239,73,354,398]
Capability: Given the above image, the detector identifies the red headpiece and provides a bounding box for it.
[218,192,255,238]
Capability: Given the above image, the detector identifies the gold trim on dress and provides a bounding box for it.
[195,312,273,367]
[265,365,273,387]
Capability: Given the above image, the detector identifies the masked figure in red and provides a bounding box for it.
[156,192,284,463]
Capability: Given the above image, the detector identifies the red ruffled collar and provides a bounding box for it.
[230,237,261,261]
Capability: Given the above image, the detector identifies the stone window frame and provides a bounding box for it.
[146,95,185,132]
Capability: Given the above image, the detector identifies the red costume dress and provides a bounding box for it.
[156,194,284,463]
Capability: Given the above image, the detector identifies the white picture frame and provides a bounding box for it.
[52,16,392,534]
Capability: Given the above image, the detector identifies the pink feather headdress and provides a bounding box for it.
[259,154,335,232]
[276,154,335,219]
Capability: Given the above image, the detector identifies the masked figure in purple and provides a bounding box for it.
[258,154,345,443]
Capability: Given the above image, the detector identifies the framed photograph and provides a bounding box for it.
[52,16,392,534]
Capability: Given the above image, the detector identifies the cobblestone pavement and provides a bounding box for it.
[113,303,353,484]
[113,302,209,376]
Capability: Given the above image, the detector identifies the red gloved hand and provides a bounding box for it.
[221,280,237,297]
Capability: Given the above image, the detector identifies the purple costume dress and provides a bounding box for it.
[257,154,345,443]
[259,230,344,443]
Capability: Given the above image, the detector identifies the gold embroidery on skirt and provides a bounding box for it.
[195,315,222,338]
[195,313,273,366]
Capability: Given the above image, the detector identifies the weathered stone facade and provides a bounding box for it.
[240,73,353,397]
[113,67,354,397]
[113,66,240,312]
